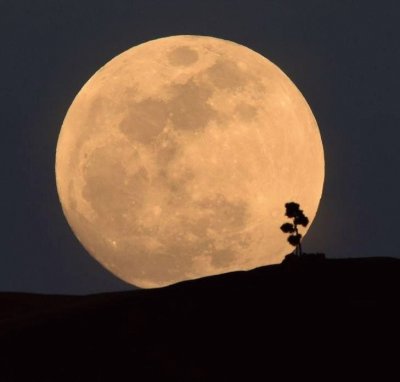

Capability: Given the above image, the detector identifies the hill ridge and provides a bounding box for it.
[1,256,399,380]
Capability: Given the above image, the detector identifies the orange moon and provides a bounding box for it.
[55,35,324,288]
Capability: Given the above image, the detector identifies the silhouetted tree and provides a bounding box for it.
[280,202,309,256]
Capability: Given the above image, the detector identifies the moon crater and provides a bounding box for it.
[168,46,199,66]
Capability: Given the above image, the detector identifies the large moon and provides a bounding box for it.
[56,35,324,288]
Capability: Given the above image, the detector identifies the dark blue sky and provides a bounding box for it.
[2,0,399,294]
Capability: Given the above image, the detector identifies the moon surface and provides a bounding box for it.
[56,35,324,288]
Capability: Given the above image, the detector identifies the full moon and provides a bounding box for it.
[56,35,324,288]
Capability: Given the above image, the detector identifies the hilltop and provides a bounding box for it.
[0,256,399,380]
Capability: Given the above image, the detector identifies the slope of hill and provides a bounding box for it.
[0,256,399,380]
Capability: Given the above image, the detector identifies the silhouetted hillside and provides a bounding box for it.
[0,256,399,381]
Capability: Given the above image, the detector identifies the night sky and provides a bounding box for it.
[2,1,400,294]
